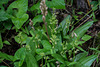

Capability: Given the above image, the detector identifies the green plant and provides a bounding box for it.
[0,0,99,67]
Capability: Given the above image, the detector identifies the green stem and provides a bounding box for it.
[74,4,99,26]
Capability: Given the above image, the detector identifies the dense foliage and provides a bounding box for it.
[0,0,100,67]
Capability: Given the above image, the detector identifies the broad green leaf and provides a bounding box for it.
[30,2,40,11]
[3,40,10,45]
[75,55,97,67]
[0,52,14,61]
[7,0,29,29]
[26,52,38,67]
[7,0,28,16]
[82,35,91,41]
[46,0,65,9]
[0,10,9,22]
[74,52,88,62]
[14,47,26,67]
[41,40,52,50]
[73,21,94,40]
[0,33,3,49]
[52,54,65,64]
[11,14,29,29]
[32,15,43,25]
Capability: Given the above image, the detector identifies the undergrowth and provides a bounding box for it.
[0,0,100,67]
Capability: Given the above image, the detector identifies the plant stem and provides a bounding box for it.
[43,18,50,41]
[74,4,99,26]
[0,59,10,67]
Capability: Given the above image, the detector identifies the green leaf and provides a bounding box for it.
[73,21,94,40]
[75,55,97,67]
[7,0,29,29]
[47,63,50,67]
[66,61,77,66]
[3,22,12,30]
[14,47,26,67]
[77,12,84,15]
[50,63,56,67]
[0,10,9,22]
[30,2,40,11]
[11,14,29,29]
[73,15,78,20]
[82,35,91,41]
[41,40,52,50]
[0,52,14,61]
[99,0,100,10]
[52,54,65,64]
[3,40,10,45]
[36,49,51,56]
[55,34,63,52]
[58,15,71,36]
[32,15,43,25]
[46,0,65,9]
[76,46,87,53]
[0,0,8,5]
[36,55,43,61]
[14,32,28,44]
[26,38,36,56]
[26,52,38,67]
[0,66,7,67]
[90,48,100,53]
[0,33,3,49]
[74,52,88,62]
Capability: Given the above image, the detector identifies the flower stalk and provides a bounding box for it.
[40,0,50,40]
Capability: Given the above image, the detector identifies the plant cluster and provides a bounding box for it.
[0,0,100,67]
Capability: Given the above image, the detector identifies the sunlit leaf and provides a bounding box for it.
[82,35,91,41]
[7,0,29,29]
[3,40,10,45]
